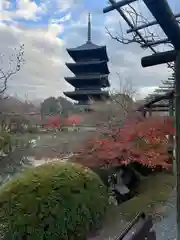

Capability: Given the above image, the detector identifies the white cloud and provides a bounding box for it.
[15,0,43,20]
[0,21,72,100]
[136,86,158,100]
[51,13,71,24]
[104,11,121,26]
[2,0,11,10]
[0,0,45,21]
[47,23,64,36]
[56,0,81,13]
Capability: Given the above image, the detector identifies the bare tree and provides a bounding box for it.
[110,73,136,109]
[106,2,172,48]
[105,0,176,72]
[0,44,25,98]
[87,74,137,136]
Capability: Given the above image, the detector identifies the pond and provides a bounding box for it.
[0,130,95,185]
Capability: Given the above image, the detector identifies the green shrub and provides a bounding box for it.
[90,168,112,187]
[0,131,13,154]
[0,162,108,240]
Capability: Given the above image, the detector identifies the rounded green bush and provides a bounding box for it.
[0,162,108,240]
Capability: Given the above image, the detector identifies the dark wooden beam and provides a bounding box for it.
[144,108,170,112]
[150,104,170,108]
[141,50,177,67]
[103,0,136,13]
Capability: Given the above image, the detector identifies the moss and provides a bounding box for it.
[109,172,175,221]
[0,162,108,240]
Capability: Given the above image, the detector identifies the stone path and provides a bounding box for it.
[154,189,176,240]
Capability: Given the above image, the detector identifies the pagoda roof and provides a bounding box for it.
[66,60,110,75]
[64,90,109,101]
[67,41,105,51]
[65,74,108,80]
[66,42,109,62]
[64,75,110,88]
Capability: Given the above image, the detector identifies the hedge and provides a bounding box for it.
[0,162,108,240]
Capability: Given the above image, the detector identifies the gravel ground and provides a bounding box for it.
[154,189,176,240]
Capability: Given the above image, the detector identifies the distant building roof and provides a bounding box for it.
[137,90,174,111]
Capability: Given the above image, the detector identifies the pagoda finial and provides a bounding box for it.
[87,12,91,42]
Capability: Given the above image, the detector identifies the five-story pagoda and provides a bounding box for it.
[64,13,110,105]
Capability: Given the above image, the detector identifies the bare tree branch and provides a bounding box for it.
[88,73,137,140]
[105,2,173,50]
[0,44,25,97]
[105,0,176,100]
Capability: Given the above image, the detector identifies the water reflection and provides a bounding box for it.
[28,153,74,167]
[0,132,85,186]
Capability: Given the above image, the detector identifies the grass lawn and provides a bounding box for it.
[108,172,175,221]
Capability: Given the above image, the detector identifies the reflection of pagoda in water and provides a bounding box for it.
[64,13,110,105]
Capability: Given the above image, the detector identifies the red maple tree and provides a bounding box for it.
[42,114,81,129]
[43,115,62,128]
[74,115,174,169]
[64,115,81,125]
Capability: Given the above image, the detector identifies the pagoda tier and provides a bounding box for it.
[63,13,110,104]
[67,44,108,62]
[64,89,109,102]
[65,61,109,75]
[64,75,110,88]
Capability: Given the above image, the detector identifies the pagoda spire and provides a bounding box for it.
[87,12,91,42]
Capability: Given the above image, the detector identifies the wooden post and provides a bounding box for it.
[175,52,180,240]
[169,98,175,173]
[144,109,147,118]
[149,108,152,116]
[169,98,174,117]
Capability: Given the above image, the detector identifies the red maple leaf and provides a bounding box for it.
[74,115,174,169]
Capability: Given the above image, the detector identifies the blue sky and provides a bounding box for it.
[0,0,178,101]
